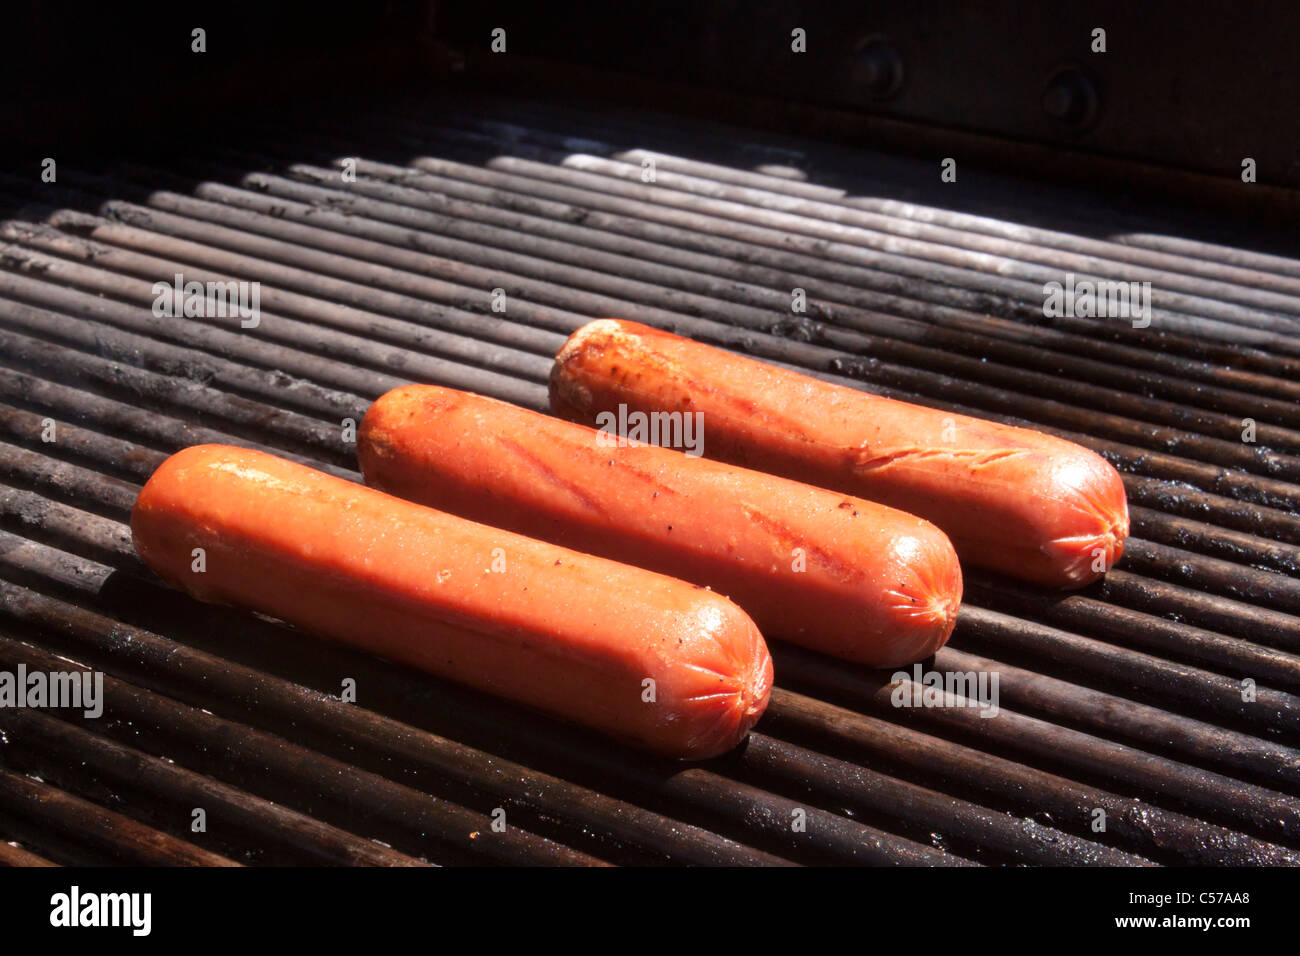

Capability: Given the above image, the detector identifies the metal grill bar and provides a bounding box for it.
[0,91,1297,866]
[163,142,1300,395]
[6,194,1299,650]
[0,839,57,867]
[0,534,964,866]
[413,93,1300,293]
[0,708,420,866]
[0,565,1135,865]
[48,151,1300,506]
[0,633,609,866]
[82,174,1300,450]
[352,92,1300,369]
[6,189,1296,506]
[0,581,791,866]
[772,641,1300,844]
[400,99,1300,332]
[0,765,240,867]
[763,690,1294,865]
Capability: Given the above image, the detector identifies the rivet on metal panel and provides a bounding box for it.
[1042,66,1100,127]
[852,38,904,101]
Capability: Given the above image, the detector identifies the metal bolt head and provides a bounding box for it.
[852,40,904,101]
[1042,68,1099,127]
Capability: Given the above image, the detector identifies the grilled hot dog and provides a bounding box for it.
[549,320,1129,589]
[359,385,961,667]
[130,444,772,759]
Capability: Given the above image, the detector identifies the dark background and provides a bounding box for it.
[3,1,1297,192]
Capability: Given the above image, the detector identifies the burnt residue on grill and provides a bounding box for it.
[0,91,1298,866]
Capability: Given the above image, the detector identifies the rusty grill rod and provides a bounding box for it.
[311,108,1300,347]
[0,634,609,867]
[3,224,1299,665]
[0,840,57,867]
[934,646,1300,793]
[0,244,546,409]
[101,164,1300,442]
[5,312,1294,712]
[763,689,1297,866]
[1127,506,1300,578]
[0,704,428,866]
[418,92,1300,301]
[4,212,1300,653]
[141,139,1300,402]
[969,573,1300,661]
[0,464,1295,863]
[8,187,1300,521]
[0,324,357,470]
[0,765,240,867]
[0,582,793,866]
[55,154,1300,500]
[0,527,967,866]
[421,103,1300,321]
[0,94,1297,866]
[771,641,1300,844]
[0,581,1143,865]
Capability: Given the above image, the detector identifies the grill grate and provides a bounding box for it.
[1,91,1298,866]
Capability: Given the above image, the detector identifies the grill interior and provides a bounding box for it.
[1,91,1299,866]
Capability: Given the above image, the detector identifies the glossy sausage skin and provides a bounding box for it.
[130,444,772,759]
[550,320,1129,589]
[360,385,961,667]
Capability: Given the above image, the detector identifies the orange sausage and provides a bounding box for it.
[130,444,772,759]
[549,320,1129,589]
[360,385,961,667]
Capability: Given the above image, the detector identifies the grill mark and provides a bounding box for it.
[739,503,864,584]
[663,369,821,443]
[544,425,684,497]
[610,455,682,496]
[496,436,610,518]
[852,446,1030,474]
